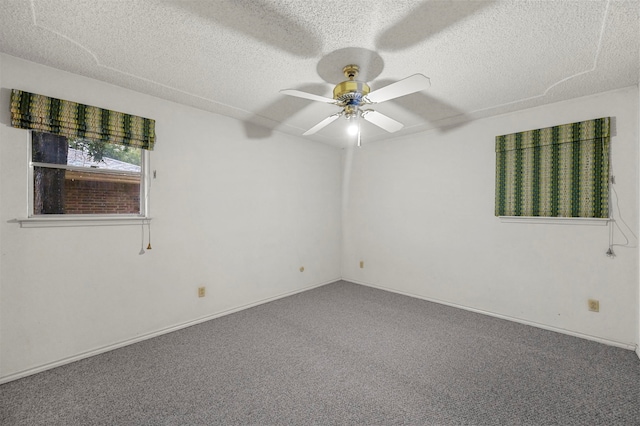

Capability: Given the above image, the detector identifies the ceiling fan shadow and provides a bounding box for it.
[373,79,470,132]
[165,0,321,58]
[243,83,331,139]
[376,0,494,51]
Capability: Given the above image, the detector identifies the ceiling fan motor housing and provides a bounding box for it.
[333,64,370,107]
[333,81,370,106]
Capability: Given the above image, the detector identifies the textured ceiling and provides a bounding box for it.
[0,0,638,147]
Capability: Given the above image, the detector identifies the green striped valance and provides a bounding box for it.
[10,89,155,150]
[495,117,610,218]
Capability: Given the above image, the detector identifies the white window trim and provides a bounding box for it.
[18,132,151,228]
[17,215,151,228]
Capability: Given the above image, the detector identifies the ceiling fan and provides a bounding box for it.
[280,65,430,144]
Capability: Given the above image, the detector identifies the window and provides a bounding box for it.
[495,117,610,219]
[30,132,146,216]
[9,89,156,224]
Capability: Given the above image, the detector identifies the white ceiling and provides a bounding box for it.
[0,0,638,147]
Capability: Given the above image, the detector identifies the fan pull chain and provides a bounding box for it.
[146,221,152,250]
[139,221,146,255]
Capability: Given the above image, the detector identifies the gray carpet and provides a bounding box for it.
[1,280,639,425]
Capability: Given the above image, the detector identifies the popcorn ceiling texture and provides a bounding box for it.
[0,0,637,146]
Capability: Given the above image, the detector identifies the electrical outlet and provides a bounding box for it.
[198,286,206,298]
[299,266,304,272]
[359,261,364,269]
[588,299,599,312]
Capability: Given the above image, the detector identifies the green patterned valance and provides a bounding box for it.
[495,117,610,218]
[10,89,155,150]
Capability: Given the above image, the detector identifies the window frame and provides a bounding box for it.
[20,131,151,228]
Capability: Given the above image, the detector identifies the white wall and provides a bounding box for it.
[0,54,3,379]
[1,55,637,384]
[343,86,639,348]
[0,54,343,382]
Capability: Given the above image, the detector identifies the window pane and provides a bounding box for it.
[32,132,68,165]
[30,131,144,216]
[34,167,141,215]
[33,167,66,214]
[32,133,142,172]
[67,139,142,170]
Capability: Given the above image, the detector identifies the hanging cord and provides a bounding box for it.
[138,152,153,254]
[145,152,153,217]
[607,180,636,257]
[147,220,152,250]
[606,136,637,257]
[145,152,153,250]
[139,220,146,255]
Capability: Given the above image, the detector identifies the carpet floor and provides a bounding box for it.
[1,280,639,425]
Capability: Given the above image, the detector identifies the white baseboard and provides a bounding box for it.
[2,276,635,384]
[346,278,637,351]
[0,278,339,385]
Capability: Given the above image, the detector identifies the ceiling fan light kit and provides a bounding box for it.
[280,64,431,142]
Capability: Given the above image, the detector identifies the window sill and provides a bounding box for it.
[16,216,151,228]
[498,216,610,226]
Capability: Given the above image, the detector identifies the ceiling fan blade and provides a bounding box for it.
[366,74,431,103]
[362,110,404,133]
[280,89,336,104]
[303,113,341,135]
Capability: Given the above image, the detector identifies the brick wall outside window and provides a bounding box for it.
[64,178,140,214]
